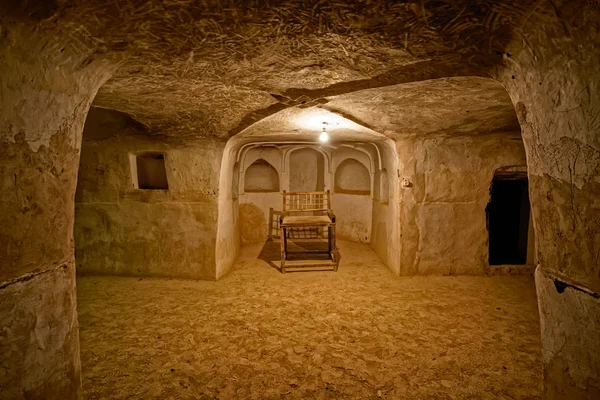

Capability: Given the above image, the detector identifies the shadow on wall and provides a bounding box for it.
[239,203,266,243]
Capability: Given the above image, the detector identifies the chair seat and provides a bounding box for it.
[281,215,332,226]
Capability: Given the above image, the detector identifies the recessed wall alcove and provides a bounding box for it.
[334,158,371,195]
[134,152,168,190]
[244,159,280,193]
[289,148,325,192]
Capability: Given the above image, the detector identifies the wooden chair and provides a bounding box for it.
[279,190,340,273]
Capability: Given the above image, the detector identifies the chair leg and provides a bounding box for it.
[280,227,286,273]
[332,225,339,272]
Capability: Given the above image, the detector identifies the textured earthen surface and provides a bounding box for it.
[78,242,542,399]
[75,108,225,280]
[498,1,600,293]
[0,27,113,281]
[0,21,114,399]
[396,133,527,275]
[53,1,521,138]
[2,1,599,398]
[0,263,80,400]
[324,76,520,138]
[535,268,600,399]
[495,3,600,397]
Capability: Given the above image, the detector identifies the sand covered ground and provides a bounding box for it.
[77,241,541,399]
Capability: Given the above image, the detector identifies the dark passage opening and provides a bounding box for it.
[487,177,530,265]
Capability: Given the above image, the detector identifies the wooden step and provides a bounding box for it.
[283,259,336,267]
[283,266,337,272]
[281,259,337,272]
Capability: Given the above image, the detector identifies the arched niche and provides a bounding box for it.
[335,158,371,195]
[379,168,389,204]
[288,148,325,192]
[332,146,375,198]
[244,159,280,193]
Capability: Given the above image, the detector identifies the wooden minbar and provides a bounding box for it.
[279,190,340,273]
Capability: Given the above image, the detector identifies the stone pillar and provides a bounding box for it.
[498,2,600,398]
[0,24,113,399]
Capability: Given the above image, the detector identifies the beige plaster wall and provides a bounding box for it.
[289,147,325,192]
[370,141,401,273]
[215,142,241,280]
[238,147,283,243]
[237,144,379,244]
[396,133,527,275]
[330,146,375,243]
[331,193,372,242]
[75,108,225,280]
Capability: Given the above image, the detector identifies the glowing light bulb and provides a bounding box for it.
[319,121,329,142]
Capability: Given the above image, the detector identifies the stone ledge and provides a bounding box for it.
[489,264,536,276]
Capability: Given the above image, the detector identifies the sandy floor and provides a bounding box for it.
[78,241,542,399]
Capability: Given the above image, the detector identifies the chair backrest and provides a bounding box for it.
[283,190,331,212]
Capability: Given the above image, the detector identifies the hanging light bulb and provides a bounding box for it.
[319,122,329,142]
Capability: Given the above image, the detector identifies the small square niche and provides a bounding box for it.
[134,152,169,190]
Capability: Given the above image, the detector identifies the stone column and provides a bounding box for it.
[0,24,113,399]
[498,2,600,398]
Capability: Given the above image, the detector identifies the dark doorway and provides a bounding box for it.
[487,177,530,265]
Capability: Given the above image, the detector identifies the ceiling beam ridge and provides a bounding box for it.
[281,56,486,102]
[228,56,486,138]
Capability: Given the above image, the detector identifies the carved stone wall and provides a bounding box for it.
[0,25,114,399]
[75,108,225,280]
[496,2,600,397]
[397,133,527,275]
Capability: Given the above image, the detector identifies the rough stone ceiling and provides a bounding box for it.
[8,0,544,138]
[323,76,520,139]
[236,106,387,143]
[233,77,520,142]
